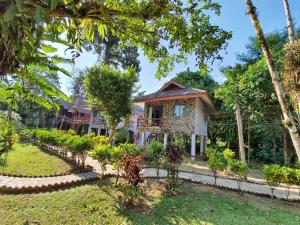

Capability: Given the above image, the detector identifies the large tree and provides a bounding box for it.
[84,64,137,140]
[245,0,300,160]
[0,0,231,79]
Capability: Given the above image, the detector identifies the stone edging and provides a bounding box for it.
[0,172,102,194]
[0,168,93,178]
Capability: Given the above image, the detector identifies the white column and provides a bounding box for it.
[97,128,100,136]
[200,135,204,157]
[191,134,196,160]
[141,132,145,148]
[163,132,168,149]
[88,126,91,134]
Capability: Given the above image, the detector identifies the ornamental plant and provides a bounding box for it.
[223,148,235,161]
[111,145,126,185]
[120,154,143,206]
[93,135,110,145]
[227,159,248,192]
[146,140,165,178]
[206,147,226,185]
[165,143,184,183]
[281,167,297,200]
[91,143,112,177]
[262,164,283,199]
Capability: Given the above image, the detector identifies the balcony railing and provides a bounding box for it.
[138,117,165,128]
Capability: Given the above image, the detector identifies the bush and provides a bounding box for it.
[206,147,226,185]
[114,128,128,145]
[281,167,297,199]
[227,159,248,192]
[165,143,184,184]
[118,143,142,156]
[111,145,126,184]
[91,143,111,177]
[146,140,165,178]
[223,148,235,161]
[262,164,283,199]
[93,135,109,145]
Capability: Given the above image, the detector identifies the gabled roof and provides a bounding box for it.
[134,79,207,102]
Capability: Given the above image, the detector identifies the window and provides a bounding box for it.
[174,105,186,117]
[93,110,98,117]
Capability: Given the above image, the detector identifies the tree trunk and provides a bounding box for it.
[282,125,289,165]
[282,0,296,43]
[247,116,251,164]
[235,104,246,163]
[245,0,300,160]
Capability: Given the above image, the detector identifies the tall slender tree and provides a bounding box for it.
[245,0,300,159]
[282,0,296,43]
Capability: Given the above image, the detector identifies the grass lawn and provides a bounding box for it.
[0,142,73,176]
[1,178,300,225]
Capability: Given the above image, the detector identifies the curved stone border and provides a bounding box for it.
[0,167,93,178]
[0,172,100,194]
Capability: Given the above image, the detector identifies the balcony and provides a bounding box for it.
[137,117,165,128]
[72,115,90,124]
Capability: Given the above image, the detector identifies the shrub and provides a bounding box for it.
[165,143,184,183]
[295,169,300,196]
[121,154,143,187]
[91,143,111,177]
[114,128,128,145]
[93,135,109,145]
[118,143,142,156]
[111,145,126,184]
[146,140,165,178]
[66,134,95,167]
[223,148,235,161]
[227,159,248,192]
[262,164,283,199]
[206,147,226,185]
[281,167,297,200]
[67,129,76,136]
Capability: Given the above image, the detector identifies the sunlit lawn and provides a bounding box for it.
[1,178,300,225]
[0,142,73,176]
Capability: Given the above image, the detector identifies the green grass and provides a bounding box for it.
[1,179,300,225]
[0,142,73,176]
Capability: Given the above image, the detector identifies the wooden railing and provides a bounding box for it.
[137,117,165,128]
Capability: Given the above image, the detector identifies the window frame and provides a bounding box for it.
[174,104,187,117]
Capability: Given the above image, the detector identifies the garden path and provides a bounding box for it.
[0,156,299,201]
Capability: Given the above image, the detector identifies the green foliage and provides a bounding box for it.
[262,164,283,198]
[84,65,137,138]
[93,135,110,146]
[206,147,226,185]
[91,143,112,176]
[0,0,231,79]
[280,167,297,199]
[114,128,129,145]
[227,159,248,179]
[146,140,165,178]
[223,148,235,161]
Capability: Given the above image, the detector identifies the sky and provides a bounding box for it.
[58,0,300,96]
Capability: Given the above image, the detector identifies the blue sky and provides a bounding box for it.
[58,0,300,96]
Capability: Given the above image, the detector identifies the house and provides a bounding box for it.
[56,96,144,138]
[134,80,216,159]
[55,96,91,134]
[88,105,144,138]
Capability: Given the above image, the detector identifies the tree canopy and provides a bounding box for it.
[0,0,231,79]
[84,64,137,138]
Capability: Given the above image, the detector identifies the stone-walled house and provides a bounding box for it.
[134,80,216,159]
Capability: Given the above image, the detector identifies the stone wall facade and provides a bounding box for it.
[144,98,195,134]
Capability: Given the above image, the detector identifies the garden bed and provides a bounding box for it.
[1,178,300,225]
